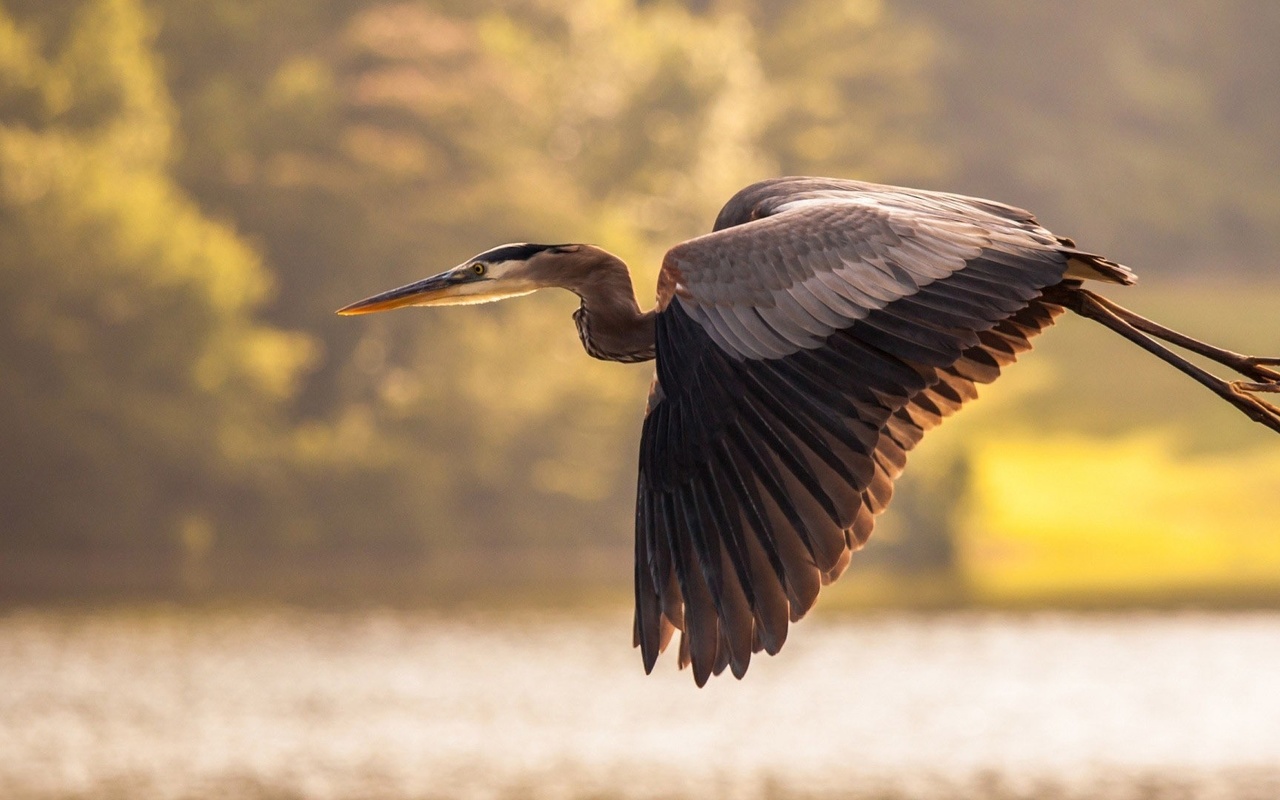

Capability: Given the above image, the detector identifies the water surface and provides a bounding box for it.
[2,609,1278,799]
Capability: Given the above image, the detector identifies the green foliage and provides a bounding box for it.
[0,0,312,552]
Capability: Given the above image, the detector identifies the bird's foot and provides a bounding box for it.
[1239,356,1280,383]
[1231,356,1280,394]
[1230,355,1280,430]
[1232,381,1280,394]
[1229,380,1280,432]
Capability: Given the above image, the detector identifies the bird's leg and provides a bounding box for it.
[1050,286,1280,434]
[1080,290,1280,387]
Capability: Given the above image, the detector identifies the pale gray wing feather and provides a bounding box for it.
[661,192,1073,359]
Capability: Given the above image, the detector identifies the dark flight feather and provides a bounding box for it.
[635,177,1117,681]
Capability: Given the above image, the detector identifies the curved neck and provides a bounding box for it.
[553,247,656,363]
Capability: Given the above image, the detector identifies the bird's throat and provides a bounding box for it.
[573,303,656,363]
[561,250,656,363]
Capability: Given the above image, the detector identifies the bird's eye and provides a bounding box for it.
[470,263,486,276]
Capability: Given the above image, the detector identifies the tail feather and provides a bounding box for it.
[1061,249,1137,286]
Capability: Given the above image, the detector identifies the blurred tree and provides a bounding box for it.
[2,0,1275,599]
[862,453,968,574]
[144,0,940,556]
[0,0,312,557]
[703,0,940,180]
[905,0,1280,274]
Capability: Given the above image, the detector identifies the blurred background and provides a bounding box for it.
[2,1,1279,798]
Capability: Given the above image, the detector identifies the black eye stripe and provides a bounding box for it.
[475,243,574,263]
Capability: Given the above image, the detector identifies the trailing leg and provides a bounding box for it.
[1045,284,1280,434]
[1081,289,1280,386]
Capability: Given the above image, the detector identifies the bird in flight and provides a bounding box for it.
[339,177,1280,685]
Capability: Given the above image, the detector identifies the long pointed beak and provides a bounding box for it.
[336,270,465,315]
[339,266,543,315]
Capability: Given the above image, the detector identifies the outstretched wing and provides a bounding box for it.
[635,177,1107,685]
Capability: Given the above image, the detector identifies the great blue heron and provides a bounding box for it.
[339,177,1280,685]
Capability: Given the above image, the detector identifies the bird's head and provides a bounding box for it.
[336,243,587,315]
